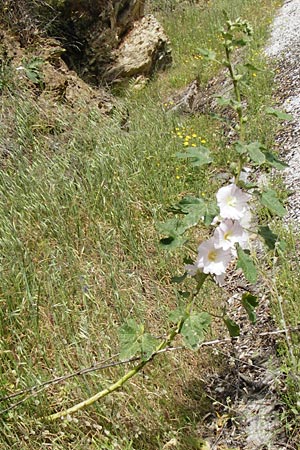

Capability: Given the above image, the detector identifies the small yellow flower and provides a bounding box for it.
[183,141,189,146]
[185,135,191,140]
[252,73,257,77]
[192,133,197,137]
[191,143,196,147]
[201,139,207,144]
[176,175,181,180]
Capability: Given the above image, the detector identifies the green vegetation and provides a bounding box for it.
[0,0,299,448]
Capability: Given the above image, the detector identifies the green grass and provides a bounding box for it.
[1,0,298,448]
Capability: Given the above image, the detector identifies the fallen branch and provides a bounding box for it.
[1,326,298,417]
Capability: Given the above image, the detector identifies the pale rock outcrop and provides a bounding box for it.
[105,15,172,81]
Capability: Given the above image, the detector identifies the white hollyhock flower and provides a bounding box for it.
[196,238,233,276]
[239,209,252,229]
[214,219,249,250]
[216,183,251,220]
[215,272,226,286]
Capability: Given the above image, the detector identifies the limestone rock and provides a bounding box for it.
[106,14,172,81]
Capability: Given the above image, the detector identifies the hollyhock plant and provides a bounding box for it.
[217,183,251,220]
[214,219,249,250]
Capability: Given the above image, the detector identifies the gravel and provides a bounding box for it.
[265,0,300,227]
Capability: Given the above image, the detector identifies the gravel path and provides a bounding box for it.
[265,0,300,227]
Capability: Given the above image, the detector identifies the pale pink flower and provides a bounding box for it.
[214,219,249,250]
[216,184,251,220]
[239,209,252,229]
[215,273,226,286]
[196,238,233,276]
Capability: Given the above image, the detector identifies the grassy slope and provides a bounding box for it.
[1,0,298,448]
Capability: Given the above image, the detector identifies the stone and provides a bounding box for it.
[105,14,172,81]
[4,0,147,83]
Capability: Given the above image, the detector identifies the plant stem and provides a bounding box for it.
[224,44,245,183]
[47,274,209,420]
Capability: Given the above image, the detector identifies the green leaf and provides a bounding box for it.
[223,317,240,337]
[235,141,266,164]
[241,292,259,324]
[232,38,247,47]
[181,312,211,350]
[119,321,157,361]
[233,73,244,81]
[258,225,278,250]
[236,246,257,283]
[198,48,218,62]
[176,146,213,167]
[171,272,187,284]
[168,306,188,324]
[174,197,219,227]
[119,319,144,360]
[183,255,194,265]
[203,201,219,226]
[244,62,261,71]
[140,333,158,360]
[216,96,232,107]
[260,189,287,217]
[278,240,287,252]
[216,97,243,112]
[264,151,288,170]
[177,290,191,299]
[246,142,266,165]
[265,107,293,121]
[234,141,247,154]
[158,204,206,247]
[157,216,193,237]
[157,218,185,236]
[159,235,187,250]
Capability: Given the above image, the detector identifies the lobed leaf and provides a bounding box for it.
[171,272,188,284]
[159,235,187,250]
[260,189,287,217]
[223,317,240,337]
[244,62,261,71]
[119,319,144,360]
[140,333,158,361]
[176,146,213,167]
[265,107,293,121]
[264,151,288,170]
[241,292,259,324]
[236,245,257,283]
[197,48,218,62]
[258,225,278,250]
[246,142,266,165]
[181,312,211,350]
[168,306,188,324]
[174,196,219,227]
